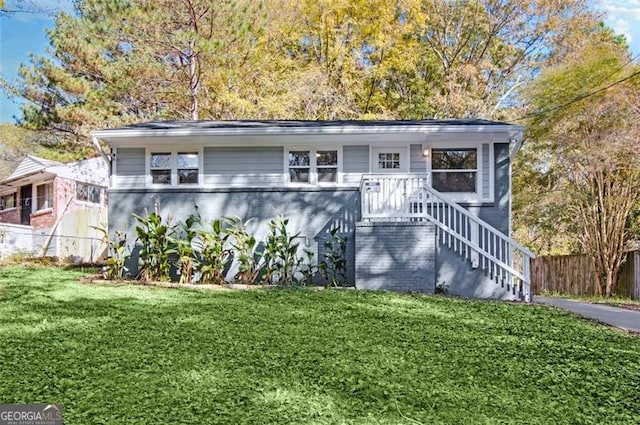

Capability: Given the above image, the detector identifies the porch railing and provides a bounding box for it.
[359,174,535,301]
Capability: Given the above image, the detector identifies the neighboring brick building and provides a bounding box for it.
[0,155,108,261]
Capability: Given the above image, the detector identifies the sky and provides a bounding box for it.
[0,0,639,124]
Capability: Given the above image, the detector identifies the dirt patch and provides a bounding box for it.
[81,275,282,291]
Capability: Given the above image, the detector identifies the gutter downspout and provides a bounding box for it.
[509,131,524,163]
[92,135,113,189]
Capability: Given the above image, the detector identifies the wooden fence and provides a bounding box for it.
[531,251,640,299]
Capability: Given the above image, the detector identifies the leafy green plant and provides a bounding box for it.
[228,217,263,284]
[174,209,202,284]
[197,218,232,284]
[262,217,301,286]
[93,225,129,280]
[298,248,317,286]
[319,227,347,287]
[132,211,177,282]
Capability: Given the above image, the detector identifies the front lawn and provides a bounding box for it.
[1,266,639,424]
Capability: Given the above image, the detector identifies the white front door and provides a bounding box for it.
[371,147,409,173]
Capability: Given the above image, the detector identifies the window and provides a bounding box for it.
[177,152,199,184]
[149,150,200,186]
[0,193,16,210]
[150,152,172,184]
[288,151,310,183]
[287,149,339,184]
[77,183,101,204]
[378,153,400,169]
[316,151,338,183]
[36,182,53,211]
[431,148,477,193]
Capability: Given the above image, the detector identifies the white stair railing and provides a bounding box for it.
[360,174,535,301]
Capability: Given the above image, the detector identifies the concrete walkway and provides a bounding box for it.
[535,297,640,333]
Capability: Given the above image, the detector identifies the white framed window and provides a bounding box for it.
[177,152,199,184]
[150,152,172,185]
[0,192,16,211]
[370,147,409,173]
[378,152,401,169]
[316,150,338,183]
[425,142,492,203]
[287,148,340,185]
[76,183,102,204]
[431,148,478,193]
[288,151,311,183]
[147,148,202,187]
[36,182,53,211]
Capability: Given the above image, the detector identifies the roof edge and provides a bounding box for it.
[92,121,524,140]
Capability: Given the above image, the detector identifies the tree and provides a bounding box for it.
[361,0,598,119]
[517,42,640,296]
[6,0,603,151]
[7,0,264,152]
[0,124,78,179]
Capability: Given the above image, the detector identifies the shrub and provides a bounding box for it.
[262,217,302,285]
[93,226,129,280]
[174,209,202,284]
[133,211,177,282]
[228,217,263,284]
[319,227,348,286]
[197,218,232,284]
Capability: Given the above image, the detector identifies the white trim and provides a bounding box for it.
[0,191,17,211]
[34,180,54,212]
[285,146,342,186]
[370,146,410,173]
[145,147,203,188]
[92,123,524,140]
[112,147,118,188]
[423,141,494,203]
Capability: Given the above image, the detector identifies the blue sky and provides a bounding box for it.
[1,0,639,124]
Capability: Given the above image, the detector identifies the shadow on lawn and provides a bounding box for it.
[2,267,640,424]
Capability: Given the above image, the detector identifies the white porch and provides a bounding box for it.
[357,174,534,301]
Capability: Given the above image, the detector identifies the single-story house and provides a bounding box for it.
[92,120,534,301]
[0,155,108,262]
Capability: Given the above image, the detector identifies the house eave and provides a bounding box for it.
[92,122,524,145]
[0,171,57,192]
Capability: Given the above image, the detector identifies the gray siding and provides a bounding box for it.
[108,142,515,300]
[410,144,425,173]
[203,146,283,186]
[116,148,145,186]
[343,145,369,185]
[482,143,490,199]
[109,187,360,283]
[436,143,514,300]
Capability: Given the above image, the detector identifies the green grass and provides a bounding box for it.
[1,266,639,424]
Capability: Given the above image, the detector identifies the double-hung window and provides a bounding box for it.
[316,151,338,183]
[431,148,478,193]
[177,152,199,184]
[149,150,200,186]
[288,149,339,184]
[0,192,16,211]
[36,182,53,211]
[150,152,172,184]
